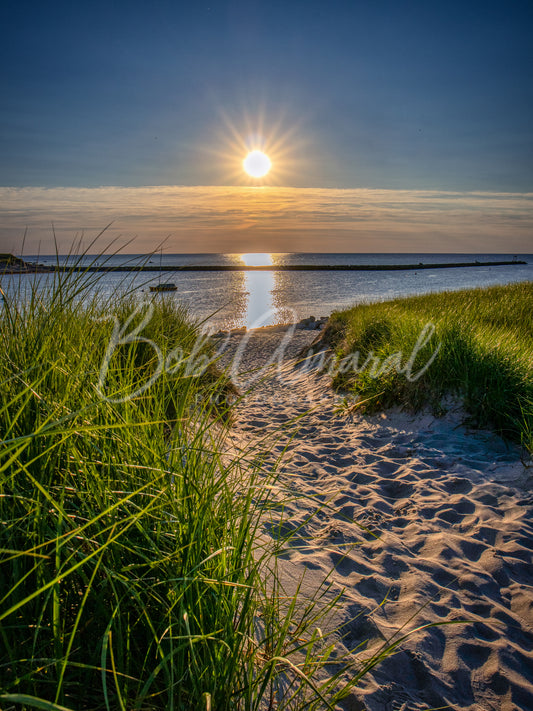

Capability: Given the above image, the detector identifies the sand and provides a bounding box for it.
[214,325,533,711]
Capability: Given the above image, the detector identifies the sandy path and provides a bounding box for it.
[214,326,533,711]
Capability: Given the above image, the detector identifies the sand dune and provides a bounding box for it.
[215,325,533,711]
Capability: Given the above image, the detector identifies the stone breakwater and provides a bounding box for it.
[0,257,527,274]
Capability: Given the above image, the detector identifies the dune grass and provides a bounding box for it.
[0,271,252,708]
[0,266,369,711]
[1,260,419,711]
[317,282,533,454]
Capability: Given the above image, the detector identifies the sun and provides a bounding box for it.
[243,150,272,178]
[208,107,306,184]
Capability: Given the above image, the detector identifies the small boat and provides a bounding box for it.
[150,282,177,292]
[149,249,177,292]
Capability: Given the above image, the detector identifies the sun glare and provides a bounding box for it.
[210,107,305,184]
[241,253,273,267]
[243,150,272,178]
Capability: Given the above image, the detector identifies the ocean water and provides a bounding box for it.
[5,253,533,331]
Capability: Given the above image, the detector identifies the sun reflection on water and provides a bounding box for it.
[240,253,273,267]
[238,254,276,327]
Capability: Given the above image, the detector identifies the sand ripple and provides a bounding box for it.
[218,327,533,711]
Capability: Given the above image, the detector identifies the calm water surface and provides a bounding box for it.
[4,253,532,331]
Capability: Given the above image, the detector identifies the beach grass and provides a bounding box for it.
[0,271,248,709]
[317,282,533,453]
[0,267,367,710]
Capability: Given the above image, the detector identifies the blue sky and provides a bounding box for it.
[1,0,532,252]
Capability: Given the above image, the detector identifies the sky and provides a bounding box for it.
[1,0,532,253]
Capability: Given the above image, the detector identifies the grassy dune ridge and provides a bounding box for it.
[319,282,533,452]
[0,274,256,709]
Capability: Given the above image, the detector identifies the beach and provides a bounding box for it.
[218,324,533,711]
[2,276,532,709]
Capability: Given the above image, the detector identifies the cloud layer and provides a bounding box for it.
[1,185,532,254]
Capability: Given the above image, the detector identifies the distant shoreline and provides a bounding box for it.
[0,258,527,274]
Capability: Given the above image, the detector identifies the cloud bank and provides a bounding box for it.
[1,185,531,254]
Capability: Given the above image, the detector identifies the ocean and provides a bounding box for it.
[5,253,533,331]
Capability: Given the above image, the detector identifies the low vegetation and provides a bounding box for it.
[4,259,520,709]
[0,268,364,710]
[315,282,533,454]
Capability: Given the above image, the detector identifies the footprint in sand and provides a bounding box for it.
[379,479,414,500]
